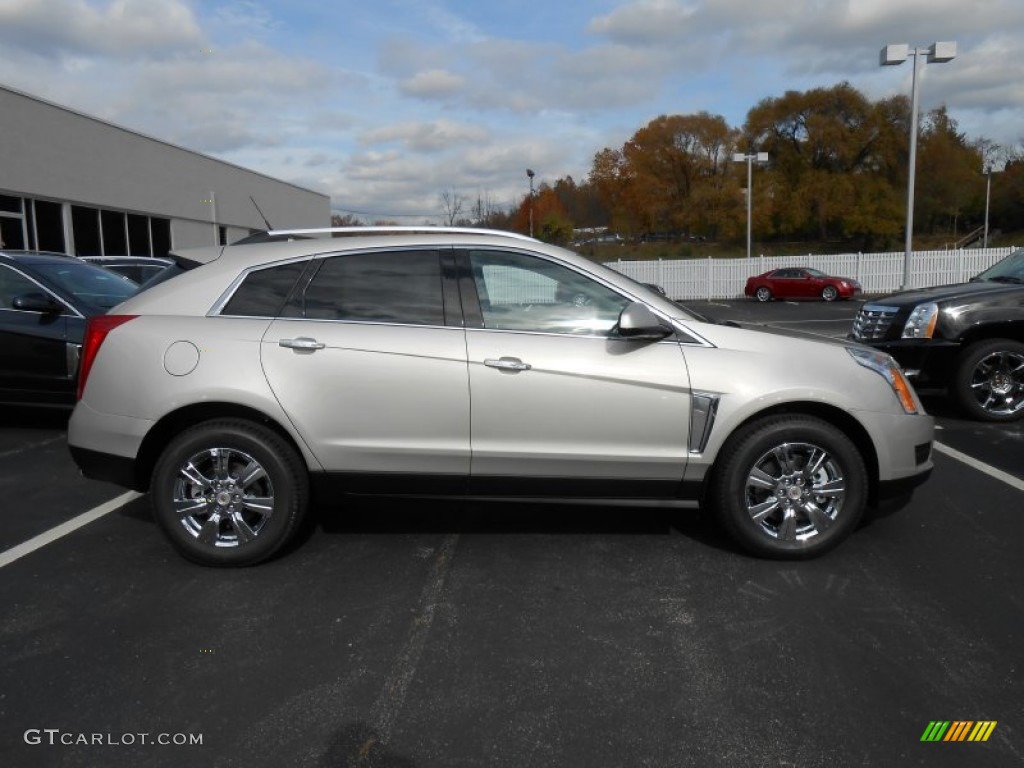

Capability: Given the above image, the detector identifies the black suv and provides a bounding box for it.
[850,248,1024,422]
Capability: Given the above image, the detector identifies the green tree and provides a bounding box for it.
[915,106,984,237]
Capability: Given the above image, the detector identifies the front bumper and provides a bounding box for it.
[852,408,934,502]
[851,338,960,388]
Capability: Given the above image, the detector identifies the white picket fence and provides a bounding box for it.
[607,247,1017,300]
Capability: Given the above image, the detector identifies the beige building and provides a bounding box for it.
[0,83,330,256]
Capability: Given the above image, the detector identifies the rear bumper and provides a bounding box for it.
[68,444,144,491]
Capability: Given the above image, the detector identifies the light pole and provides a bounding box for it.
[526,168,535,237]
[880,41,957,289]
[983,166,999,248]
[732,152,768,259]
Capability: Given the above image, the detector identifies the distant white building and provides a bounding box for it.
[0,83,329,256]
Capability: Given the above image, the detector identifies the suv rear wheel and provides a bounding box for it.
[708,415,867,559]
[953,339,1024,422]
[151,419,309,566]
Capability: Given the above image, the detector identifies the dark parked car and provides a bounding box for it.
[79,255,173,284]
[849,248,1024,422]
[0,250,138,406]
[745,268,861,302]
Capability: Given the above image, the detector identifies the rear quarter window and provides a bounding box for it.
[220,261,308,317]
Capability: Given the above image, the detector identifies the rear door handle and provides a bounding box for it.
[279,337,325,351]
[484,356,531,372]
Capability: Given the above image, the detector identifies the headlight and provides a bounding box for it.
[902,302,939,338]
[847,347,919,414]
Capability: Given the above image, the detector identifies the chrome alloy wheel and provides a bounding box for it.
[744,442,845,542]
[968,350,1024,417]
[172,447,275,548]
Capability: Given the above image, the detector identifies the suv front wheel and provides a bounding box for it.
[953,339,1024,422]
[151,419,309,566]
[708,415,867,559]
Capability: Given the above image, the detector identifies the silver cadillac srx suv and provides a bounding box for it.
[67,228,934,565]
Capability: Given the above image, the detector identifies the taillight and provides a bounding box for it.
[77,315,137,400]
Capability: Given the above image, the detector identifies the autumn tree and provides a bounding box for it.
[513,184,573,244]
[587,113,739,239]
[743,82,905,247]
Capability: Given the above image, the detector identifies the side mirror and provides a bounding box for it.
[12,292,64,314]
[616,302,672,341]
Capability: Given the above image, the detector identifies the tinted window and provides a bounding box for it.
[221,261,307,317]
[33,261,137,309]
[0,265,44,309]
[469,250,629,336]
[292,250,444,326]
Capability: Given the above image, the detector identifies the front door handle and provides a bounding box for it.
[279,337,325,351]
[484,356,531,372]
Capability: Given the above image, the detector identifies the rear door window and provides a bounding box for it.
[285,250,445,326]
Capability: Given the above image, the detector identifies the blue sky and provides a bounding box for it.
[2,0,1023,224]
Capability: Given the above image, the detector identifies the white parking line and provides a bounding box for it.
[0,435,64,460]
[934,441,1024,492]
[0,491,141,568]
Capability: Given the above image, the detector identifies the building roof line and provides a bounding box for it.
[0,81,329,201]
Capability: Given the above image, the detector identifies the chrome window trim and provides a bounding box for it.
[209,245,448,319]
[464,326,680,343]
[669,321,715,348]
[234,314,457,332]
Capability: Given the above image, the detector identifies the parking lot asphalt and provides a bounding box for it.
[2,299,1022,768]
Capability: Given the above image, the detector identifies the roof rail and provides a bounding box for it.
[265,226,537,242]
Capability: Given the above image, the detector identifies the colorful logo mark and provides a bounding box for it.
[921,721,997,742]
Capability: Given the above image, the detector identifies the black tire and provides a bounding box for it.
[708,415,867,559]
[821,285,838,302]
[151,419,309,566]
[952,339,1024,422]
[755,286,772,302]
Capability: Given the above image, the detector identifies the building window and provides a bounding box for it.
[34,200,65,253]
[101,209,127,255]
[0,195,22,213]
[127,214,150,256]
[151,217,171,257]
[72,205,101,256]
[0,195,25,250]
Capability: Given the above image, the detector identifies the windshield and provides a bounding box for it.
[974,249,1024,283]
[34,261,139,309]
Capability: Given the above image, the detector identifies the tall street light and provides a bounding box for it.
[983,165,1000,248]
[732,152,768,259]
[526,168,535,237]
[880,41,957,289]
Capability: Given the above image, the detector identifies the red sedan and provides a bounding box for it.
[744,267,861,302]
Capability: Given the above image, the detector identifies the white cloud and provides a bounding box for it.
[588,0,697,45]
[398,69,465,99]
[361,120,489,152]
[0,0,203,57]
